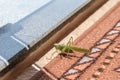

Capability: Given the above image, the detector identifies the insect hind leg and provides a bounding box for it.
[67,36,73,46]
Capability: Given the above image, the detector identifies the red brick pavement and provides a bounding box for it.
[30,2,120,80]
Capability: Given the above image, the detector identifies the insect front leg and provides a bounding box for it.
[61,45,67,53]
[60,46,70,57]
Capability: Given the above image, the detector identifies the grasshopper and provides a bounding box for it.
[47,37,90,59]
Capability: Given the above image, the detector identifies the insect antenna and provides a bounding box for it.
[46,50,58,60]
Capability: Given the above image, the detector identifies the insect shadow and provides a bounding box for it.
[59,52,82,59]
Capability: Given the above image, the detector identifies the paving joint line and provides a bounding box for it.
[10,36,29,50]
[90,43,120,80]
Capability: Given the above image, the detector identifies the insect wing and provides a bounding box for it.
[69,46,90,53]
